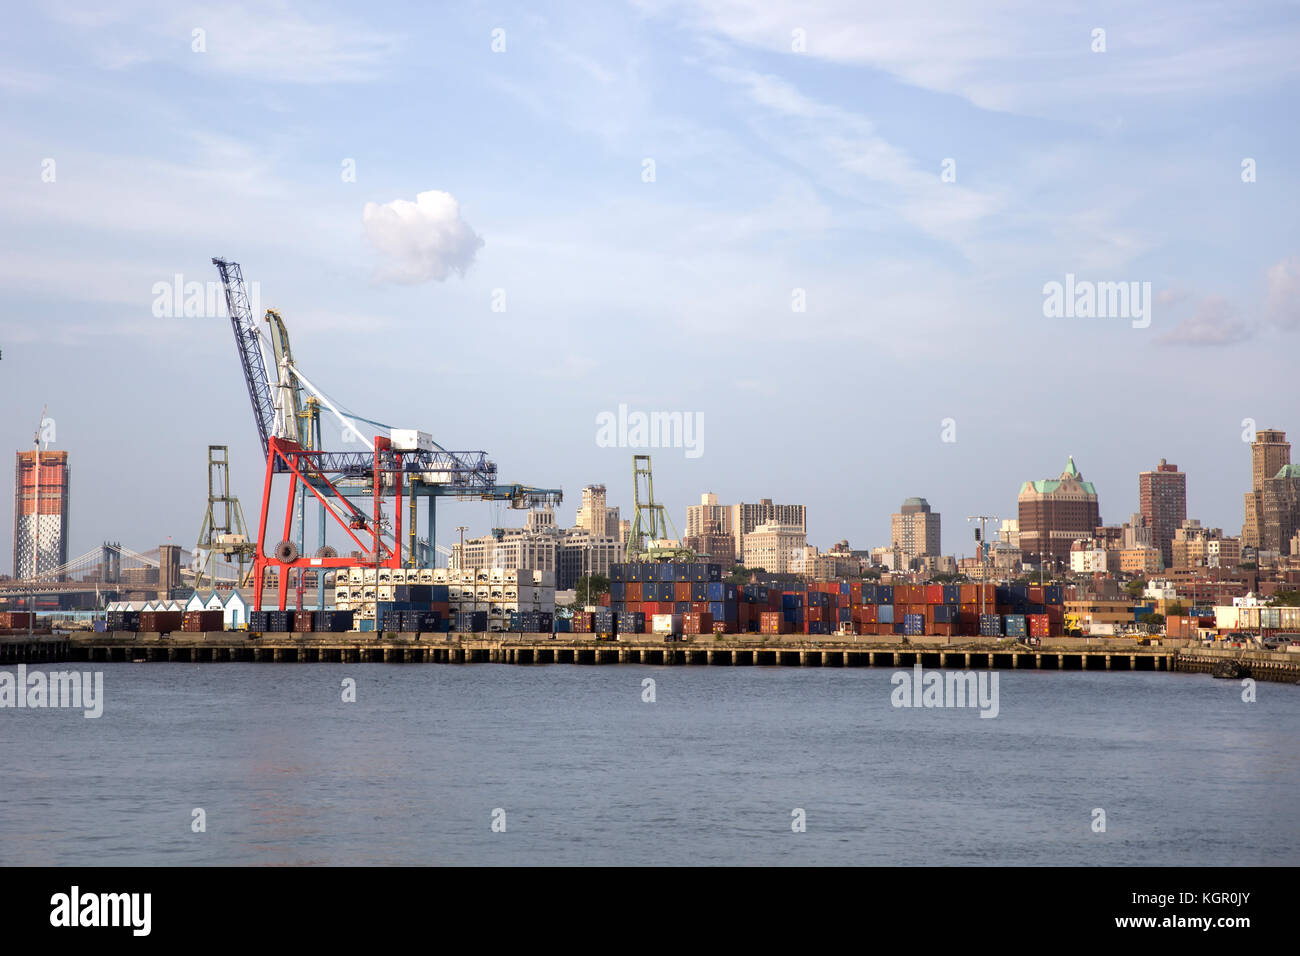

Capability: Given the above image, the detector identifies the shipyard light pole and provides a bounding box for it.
[966,514,998,619]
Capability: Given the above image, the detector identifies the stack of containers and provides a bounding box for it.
[509,610,553,632]
[609,562,728,634]
[315,610,355,632]
[105,610,140,632]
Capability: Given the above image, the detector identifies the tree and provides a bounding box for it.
[725,566,754,585]
[1126,578,1148,598]
[1139,612,1165,627]
[573,574,609,605]
[1166,601,1186,617]
[1266,589,1300,607]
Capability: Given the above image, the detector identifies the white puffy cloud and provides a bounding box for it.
[361,190,485,283]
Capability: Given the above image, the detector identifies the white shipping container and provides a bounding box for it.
[378,586,394,601]
[1214,607,1239,630]
[389,428,434,453]
[652,613,683,634]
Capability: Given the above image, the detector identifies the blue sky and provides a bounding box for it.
[1,0,1298,573]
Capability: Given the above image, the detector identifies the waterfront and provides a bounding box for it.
[2,664,1297,866]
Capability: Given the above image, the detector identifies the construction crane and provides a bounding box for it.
[193,445,256,591]
[626,454,695,563]
[211,257,563,611]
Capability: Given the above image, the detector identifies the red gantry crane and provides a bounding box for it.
[212,258,562,612]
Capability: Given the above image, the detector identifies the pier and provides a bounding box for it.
[54,631,1192,673]
[0,631,1289,681]
[0,635,70,664]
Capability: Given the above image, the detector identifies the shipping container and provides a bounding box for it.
[683,612,714,635]
[652,613,683,635]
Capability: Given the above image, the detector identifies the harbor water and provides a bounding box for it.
[1,664,1297,866]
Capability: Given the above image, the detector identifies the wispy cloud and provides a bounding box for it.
[44,0,401,83]
[1158,295,1254,347]
[644,0,1300,116]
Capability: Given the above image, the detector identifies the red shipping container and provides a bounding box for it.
[182,610,224,632]
[626,583,642,602]
[599,593,611,607]
[675,582,692,602]
[1028,614,1050,637]
[925,585,945,604]
[1028,586,1045,604]
[861,605,878,624]
[684,612,714,635]
[140,611,184,633]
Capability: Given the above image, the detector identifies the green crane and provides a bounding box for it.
[626,454,695,563]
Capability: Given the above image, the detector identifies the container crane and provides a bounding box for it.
[626,454,695,563]
[211,257,562,611]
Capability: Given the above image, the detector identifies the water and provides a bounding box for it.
[2,663,1297,866]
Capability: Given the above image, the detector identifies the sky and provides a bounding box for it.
[1,0,1298,574]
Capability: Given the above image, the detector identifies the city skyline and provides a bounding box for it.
[1,2,1297,573]
[3,427,1293,577]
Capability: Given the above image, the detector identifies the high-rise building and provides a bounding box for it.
[684,493,736,565]
[1139,459,1186,567]
[687,494,806,564]
[740,522,807,574]
[1259,463,1300,555]
[1171,519,1241,569]
[1017,456,1101,564]
[575,485,619,538]
[13,450,70,579]
[452,493,626,589]
[1243,429,1291,547]
[890,497,941,568]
